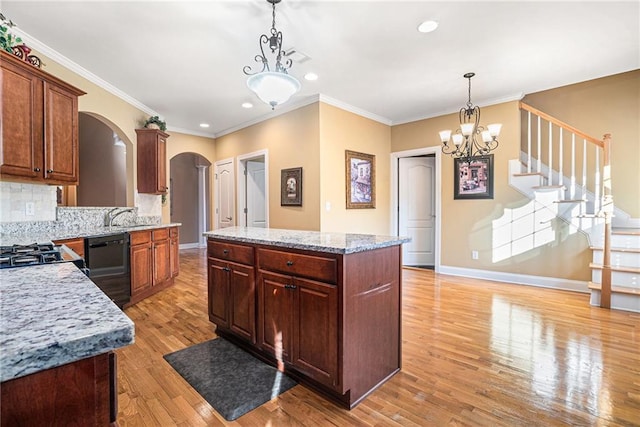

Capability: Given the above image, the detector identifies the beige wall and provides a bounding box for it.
[391,101,591,281]
[319,103,391,234]
[215,104,321,230]
[523,70,640,217]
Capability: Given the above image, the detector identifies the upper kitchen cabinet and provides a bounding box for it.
[0,50,85,185]
[136,129,168,194]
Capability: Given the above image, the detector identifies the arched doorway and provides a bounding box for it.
[170,153,211,247]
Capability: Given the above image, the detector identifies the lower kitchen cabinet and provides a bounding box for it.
[170,227,179,278]
[128,227,178,307]
[206,236,401,409]
[52,237,85,258]
[207,241,256,344]
[257,270,338,388]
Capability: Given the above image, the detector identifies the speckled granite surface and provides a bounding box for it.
[0,263,135,382]
[204,227,410,254]
[0,222,181,246]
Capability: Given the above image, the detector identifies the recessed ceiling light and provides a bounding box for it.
[304,72,318,81]
[418,20,439,33]
[199,123,210,128]
[242,102,253,109]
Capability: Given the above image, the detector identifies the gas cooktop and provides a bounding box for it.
[0,243,84,270]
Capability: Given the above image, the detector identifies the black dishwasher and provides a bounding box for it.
[85,232,130,308]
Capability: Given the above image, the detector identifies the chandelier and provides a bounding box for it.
[243,0,300,109]
[439,73,501,160]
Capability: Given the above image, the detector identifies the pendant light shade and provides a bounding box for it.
[247,71,301,109]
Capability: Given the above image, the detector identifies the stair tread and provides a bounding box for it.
[513,172,544,177]
[612,228,640,236]
[590,246,640,253]
[588,282,640,295]
[589,262,640,273]
[532,185,565,189]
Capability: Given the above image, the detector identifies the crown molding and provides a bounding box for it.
[318,94,393,126]
[167,126,216,139]
[393,92,525,126]
[13,28,158,118]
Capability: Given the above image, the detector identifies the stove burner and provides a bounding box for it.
[0,243,63,268]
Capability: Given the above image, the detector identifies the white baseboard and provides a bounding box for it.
[178,242,205,250]
[438,265,589,293]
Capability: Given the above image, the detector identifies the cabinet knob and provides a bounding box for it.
[46,169,53,173]
[223,249,229,255]
[286,260,294,267]
[33,167,41,172]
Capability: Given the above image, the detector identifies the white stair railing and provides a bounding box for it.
[519,102,613,308]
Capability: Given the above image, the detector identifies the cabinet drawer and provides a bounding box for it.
[152,228,169,241]
[257,248,337,284]
[53,238,85,258]
[208,240,254,265]
[130,230,151,245]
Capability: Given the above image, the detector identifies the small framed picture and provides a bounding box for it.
[454,155,494,199]
[345,150,376,209]
[281,167,302,206]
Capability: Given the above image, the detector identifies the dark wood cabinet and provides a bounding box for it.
[135,128,168,194]
[206,237,402,409]
[207,241,256,344]
[128,227,178,307]
[0,50,84,185]
[1,352,116,426]
[257,269,338,388]
[130,231,152,297]
[170,227,179,278]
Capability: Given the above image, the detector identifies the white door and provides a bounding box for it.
[215,159,234,229]
[399,156,435,266]
[246,160,266,228]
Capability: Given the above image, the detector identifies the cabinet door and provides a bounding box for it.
[0,60,43,178]
[170,234,179,278]
[257,270,294,362]
[44,82,78,183]
[229,262,256,344]
[130,243,152,296]
[292,277,338,388]
[152,238,171,286]
[208,258,229,327]
[156,135,167,193]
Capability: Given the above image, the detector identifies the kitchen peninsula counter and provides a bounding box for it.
[1,262,134,425]
[204,226,409,409]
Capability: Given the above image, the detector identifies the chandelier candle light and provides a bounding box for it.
[243,0,300,109]
[439,73,501,160]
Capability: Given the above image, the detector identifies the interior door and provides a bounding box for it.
[399,156,435,266]
[246,160,266,228]
[216,160,234,229]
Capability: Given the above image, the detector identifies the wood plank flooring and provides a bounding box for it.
[116,249,640,426]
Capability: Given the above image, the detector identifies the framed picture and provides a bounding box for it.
[454,155,494,200]
[345,150,376,209]
[281,167,302,206]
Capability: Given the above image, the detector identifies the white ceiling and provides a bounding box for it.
[3,1,639,137]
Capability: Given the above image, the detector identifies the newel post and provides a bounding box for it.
[600,134,613,309]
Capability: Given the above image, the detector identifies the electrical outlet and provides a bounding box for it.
[25,202,35,216]
[472,250,479,260]
[325,201,331,211]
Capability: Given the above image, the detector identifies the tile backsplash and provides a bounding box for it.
[0,182,57,222]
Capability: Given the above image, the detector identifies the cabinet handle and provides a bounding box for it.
[286,260,294,267]
[285,284,297,290]
[223,267,231,272]
[34,167,41,172]
[46,169,53,173]
[223,249,229,255]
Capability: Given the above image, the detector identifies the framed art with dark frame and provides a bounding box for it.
[454,155,494,200]
[281,167,302,206]
[345,150,376,209]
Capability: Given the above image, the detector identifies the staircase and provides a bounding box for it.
[508,102,640,313]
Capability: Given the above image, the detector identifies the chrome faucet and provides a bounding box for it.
[105,207,136,227]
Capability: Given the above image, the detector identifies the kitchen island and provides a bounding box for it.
[0,262,135,425]
[204,227,410,408]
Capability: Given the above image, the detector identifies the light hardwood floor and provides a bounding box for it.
[116,249,640,426]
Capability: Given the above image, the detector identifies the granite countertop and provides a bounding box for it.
[0,223,182,246]
[0,263,135,382]
[204,227,411,254]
